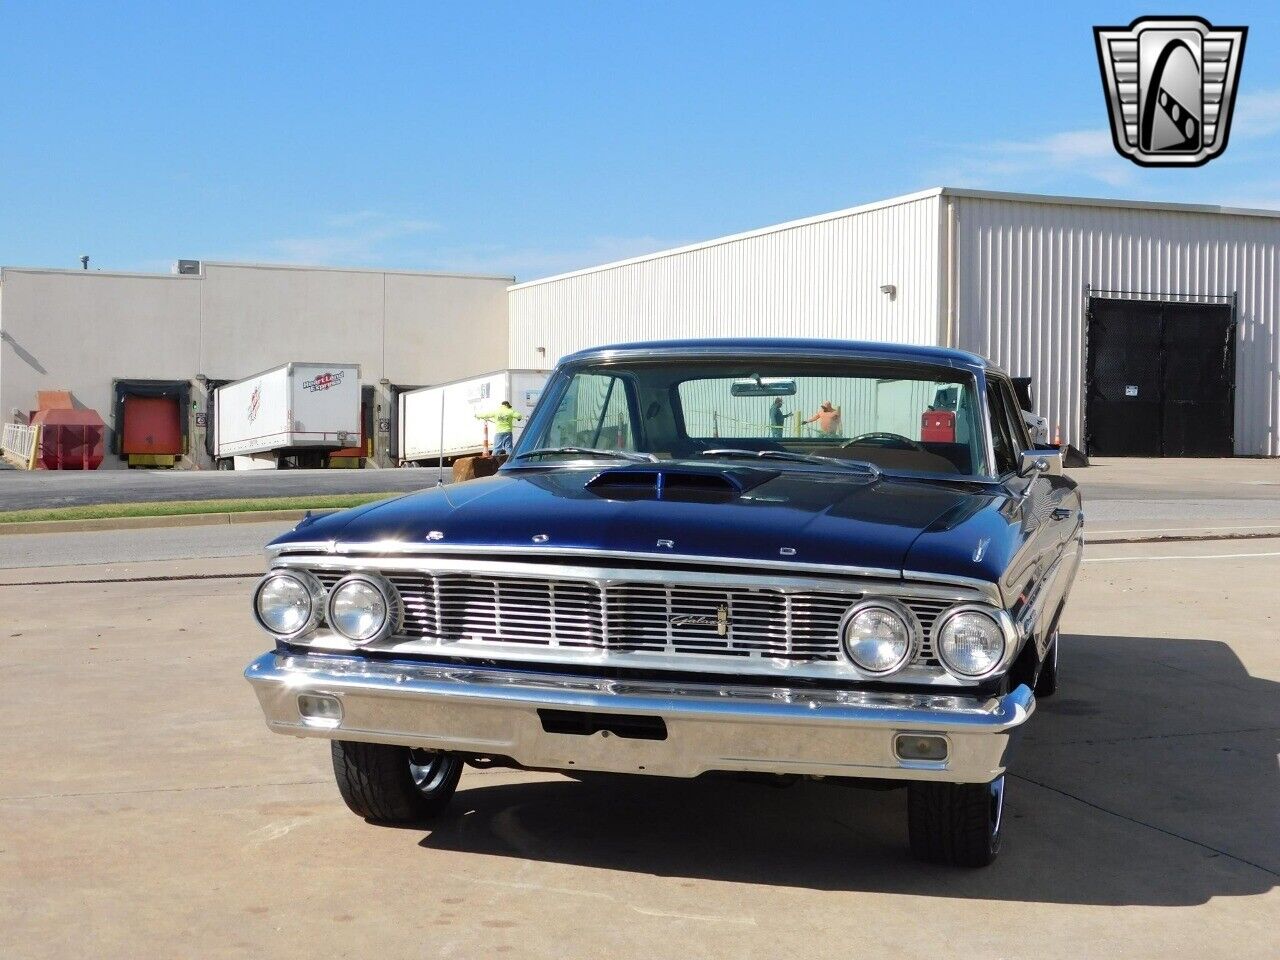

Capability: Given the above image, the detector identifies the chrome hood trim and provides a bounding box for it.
[267,542,1002,604]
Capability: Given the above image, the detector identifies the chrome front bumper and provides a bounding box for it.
[245,652,1035,783]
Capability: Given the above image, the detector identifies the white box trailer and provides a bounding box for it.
[399,369,549,464]
[214,362,362,468]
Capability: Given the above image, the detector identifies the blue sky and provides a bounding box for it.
[2,2,1277,280]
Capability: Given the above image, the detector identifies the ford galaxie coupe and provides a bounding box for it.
[245,339,1082,866]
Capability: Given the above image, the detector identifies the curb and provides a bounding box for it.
[0,508,310,536]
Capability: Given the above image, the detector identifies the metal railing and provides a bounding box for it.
[1,423,41,470]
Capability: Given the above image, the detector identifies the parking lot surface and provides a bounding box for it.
[0,465,447,511]
[2,532,1277,959]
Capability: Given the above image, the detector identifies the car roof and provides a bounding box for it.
[560,338,1002,375]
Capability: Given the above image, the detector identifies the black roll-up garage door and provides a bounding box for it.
[1086,297,1235,457]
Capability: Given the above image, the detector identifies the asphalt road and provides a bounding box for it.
[0,465,451,511]
[1,539,1276,959]
[3,456,1279,513]
[3,458,1280,572]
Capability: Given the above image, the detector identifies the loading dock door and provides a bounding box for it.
[122,395,183,455]
[1086,297,1235,457]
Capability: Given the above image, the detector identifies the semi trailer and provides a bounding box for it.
[213,362,362,469]
[398,369,548,465]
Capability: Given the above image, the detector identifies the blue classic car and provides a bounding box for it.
[245,339,1083,866]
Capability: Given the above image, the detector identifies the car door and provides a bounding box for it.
[990,375,1081,656]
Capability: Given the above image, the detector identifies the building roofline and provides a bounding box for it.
[0,261,515,283]
[198,260,515,282]
[937,186,1280,221]
[0,265,197,282]
[507,188,946,291]
[509,185,1280,294]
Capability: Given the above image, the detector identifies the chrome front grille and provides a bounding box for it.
[313,568,948,664]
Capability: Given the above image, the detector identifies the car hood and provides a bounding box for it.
[271,465,1006,577]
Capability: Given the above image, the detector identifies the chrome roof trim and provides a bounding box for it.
[560,341,990,375]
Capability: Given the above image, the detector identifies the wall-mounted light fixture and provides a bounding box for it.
[880,284,897,301]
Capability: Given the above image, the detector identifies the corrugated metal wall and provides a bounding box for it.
[954,195,1280,455]
[509,191,942,367]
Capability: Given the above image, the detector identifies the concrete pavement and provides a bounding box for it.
[1,538,1277,959]
[0,520,292,570]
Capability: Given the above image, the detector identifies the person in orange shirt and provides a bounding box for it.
[804,401,841,436]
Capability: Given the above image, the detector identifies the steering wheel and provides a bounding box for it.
[841,431,927,452]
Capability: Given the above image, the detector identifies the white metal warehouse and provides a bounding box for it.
[509,188,1280,457]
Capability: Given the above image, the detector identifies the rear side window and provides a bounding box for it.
[986,382,1019,476]
[999,379,1034,452]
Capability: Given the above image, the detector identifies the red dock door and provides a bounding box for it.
[122,395,182,455]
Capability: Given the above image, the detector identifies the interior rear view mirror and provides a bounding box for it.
[730,377,797,397]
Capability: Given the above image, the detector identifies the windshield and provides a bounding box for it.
[516,359,990,478]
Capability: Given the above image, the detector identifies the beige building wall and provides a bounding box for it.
[0,262,512,468]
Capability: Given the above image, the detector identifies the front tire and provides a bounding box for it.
[330,741,462,824]
[1035,630,1060,698]
[907,776,1005,867]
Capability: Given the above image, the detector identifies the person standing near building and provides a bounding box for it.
[804,400,841,436]
[768,397,793,439]
[477,400,522,456]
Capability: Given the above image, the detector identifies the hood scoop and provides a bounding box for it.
[585,464,775,502]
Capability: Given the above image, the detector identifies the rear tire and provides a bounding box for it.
[1035,630,1060,699]
[907,776,1005,867]
[330,741,462,824]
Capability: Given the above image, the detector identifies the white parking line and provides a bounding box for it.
[1090,522,1280,535]
[1085,551,1280,563]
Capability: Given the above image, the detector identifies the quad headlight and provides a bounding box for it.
[936,606,1009,679]
[326,573,401,645]
[841,600,918,677]
[252,570,324,641]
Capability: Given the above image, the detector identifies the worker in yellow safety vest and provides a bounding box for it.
[477,400,523,456]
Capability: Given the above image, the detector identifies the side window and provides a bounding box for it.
[986,382,1019,476]
[999,380,1034,452]
[547,373,637,450]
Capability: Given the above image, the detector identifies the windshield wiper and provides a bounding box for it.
[513,446,658,463]
[698,448,882,478]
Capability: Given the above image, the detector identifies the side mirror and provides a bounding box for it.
[1019,449,1063,478]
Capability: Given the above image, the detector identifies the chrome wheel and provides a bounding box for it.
[408,749,454,796]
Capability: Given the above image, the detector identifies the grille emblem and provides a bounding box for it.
[670,604,730,637]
